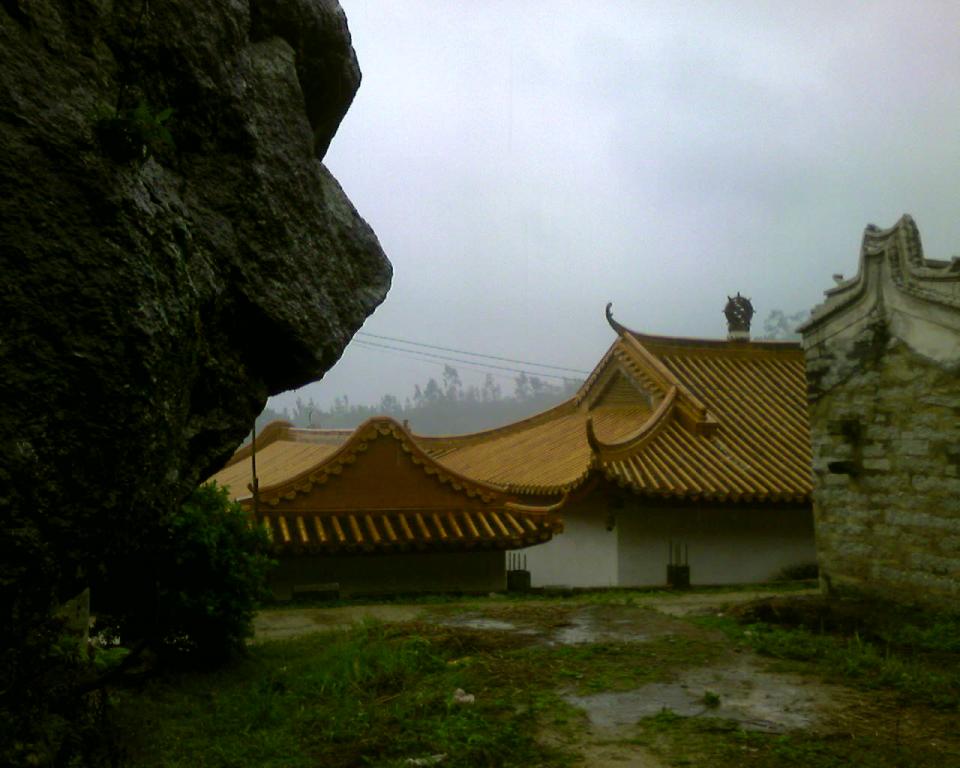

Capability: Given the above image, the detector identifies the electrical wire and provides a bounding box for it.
[356,330,590,374]
[352,338,584,382]
[350,340,518,383]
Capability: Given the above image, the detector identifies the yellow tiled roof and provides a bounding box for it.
[208,418,564,555]
[210,311,813,512]
[211,440,341,499]
[210,421,349,499]
[259,504,561,554]
[598,331,811,501]
[417,313,812,503]
[419,402,652,494]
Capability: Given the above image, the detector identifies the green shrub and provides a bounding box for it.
[96,482,274,665]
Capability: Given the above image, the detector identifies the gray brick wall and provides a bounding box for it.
[806,323,960,609]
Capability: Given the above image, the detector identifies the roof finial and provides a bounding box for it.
[723,293,754,341]
[605,302,629,336]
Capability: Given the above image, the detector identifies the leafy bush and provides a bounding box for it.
[95,101,175,162]
[96,482,274,665]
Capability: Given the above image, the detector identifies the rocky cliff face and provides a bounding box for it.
[0,0,391,604]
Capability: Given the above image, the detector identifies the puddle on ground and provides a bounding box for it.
[436,605,682,646]
[646,589,819,617]
[440,615,519,632]
[545,605,690,645]
[549,607,651,645]
[566,655,834,733]
[567,685,707,727]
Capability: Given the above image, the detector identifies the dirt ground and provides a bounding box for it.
[252,590,799,767]
[252,588,817,642]
[252,590,955,767]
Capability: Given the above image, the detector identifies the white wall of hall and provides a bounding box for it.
[617,502,815,586]
[518,500,618,588]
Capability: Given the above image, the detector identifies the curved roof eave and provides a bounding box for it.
[800,214,960,336]
[587,386,677,459]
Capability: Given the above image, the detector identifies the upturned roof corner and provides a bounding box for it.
[800,215,960,365]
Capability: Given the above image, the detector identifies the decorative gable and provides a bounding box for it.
[587,368,656,410]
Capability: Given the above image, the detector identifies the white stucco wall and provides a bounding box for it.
[516,500,619,587]
[617,503,815,586]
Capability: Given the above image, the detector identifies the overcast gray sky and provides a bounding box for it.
[270,0,960,411]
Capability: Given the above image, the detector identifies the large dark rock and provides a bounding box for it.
[0,0,391,615]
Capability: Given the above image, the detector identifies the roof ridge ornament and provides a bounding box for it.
[605,302,629,336]
[723,293,754,340]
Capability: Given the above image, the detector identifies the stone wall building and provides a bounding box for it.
[800,215,960,610]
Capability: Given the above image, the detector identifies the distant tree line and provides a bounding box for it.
[256,366,583,436]
[255,307,806,437]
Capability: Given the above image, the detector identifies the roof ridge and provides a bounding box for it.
[573,340,622,406]
[617,329,718,435]
[800,214,960,336]
[254,416,519,506]
[413,396,580,449]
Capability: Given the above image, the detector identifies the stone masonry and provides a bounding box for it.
[801,216,960,610]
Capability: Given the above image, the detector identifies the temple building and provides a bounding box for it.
[418,301,814,587]
[209,417,564,598]
[211,299,815,596]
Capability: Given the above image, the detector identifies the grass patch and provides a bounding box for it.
[114,621,573,767]
[745,623,960,710]
[114,591,959,767]
[694,599,960,711]
[114,611,723,766]
[631,714,959,768]
[489,634,723,696]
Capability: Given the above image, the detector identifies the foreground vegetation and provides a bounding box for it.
[2,484,272,768]
[116,621,578,767]
[110,591,960,768]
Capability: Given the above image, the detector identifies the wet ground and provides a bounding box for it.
[253,587,814,642]
[253,589,958,767]
[253,603,426,641]
[565,653,850,732]
[253,589,831,766]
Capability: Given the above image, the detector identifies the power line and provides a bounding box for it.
[350,340,518,383]
[356,330,591,375]
[351,339,584,382]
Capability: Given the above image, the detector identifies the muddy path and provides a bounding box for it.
[252,587,817,642]
[252,589,816,767]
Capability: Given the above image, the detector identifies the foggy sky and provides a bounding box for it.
[271,0,960,411]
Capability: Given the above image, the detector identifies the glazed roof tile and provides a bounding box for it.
[211,439,341,499]
[419,401,651,494]
[417,314,812,503]
[210,309,813,512]
[208,417,563,555]
[258,505,559,555]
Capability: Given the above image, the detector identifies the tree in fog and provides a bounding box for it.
[760,309,810,340]
[257,366,583,436]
